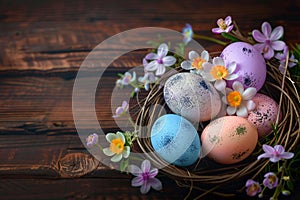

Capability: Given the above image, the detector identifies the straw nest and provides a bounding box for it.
[132,58,300,198]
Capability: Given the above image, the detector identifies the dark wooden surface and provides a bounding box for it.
[1,0,300,199]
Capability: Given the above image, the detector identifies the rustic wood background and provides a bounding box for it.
[0,0,300,199]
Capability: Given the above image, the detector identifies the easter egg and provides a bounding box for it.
[247,93,281,137]
[150,114,201,167]
[163,72,222,122]
[201,116,258,164]
[220,42,266,91]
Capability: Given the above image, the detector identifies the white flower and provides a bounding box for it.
[222,81,257,117]
[138,72,158,91]
[202,57,238,92]
[103,132,130,162]
[181,50,209,74]
[144,43,176,76]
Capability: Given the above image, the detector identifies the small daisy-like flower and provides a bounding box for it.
[116,72,136,86]
[275,46,298,73]
[202,57,238,92]
[86,133,99,148]
[144,43,176,76]
[263,172,278,189]
[212,16,234,34]
[113,101,129,118]
[181,50,209,74]
[129,159,162,194]
[257,144,294,163]
[245,179,262,197]
[103,132,130,162]
[252,22,286,60]
[222,81,257,117]
[182,23,193,44]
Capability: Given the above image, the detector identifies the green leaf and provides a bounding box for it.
[120,159,129,173]
[221,32,240,42]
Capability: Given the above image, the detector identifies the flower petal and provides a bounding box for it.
[131,72,136,82]
[115,107,124,116]
[145,53,158,60]
[162,56,176,67]
[149,178,162,191]
[253,43,266,53]
[269,156,281,163]
[106,133,116,143]
[181,61,193,70]
[224,16,232,25]
[232,81,244,94]
[262,144,275,154]
[214,79,226,92]
[274,145,285,154]
[226,73,239,81]
[201,50,209,61]
[116,132,125,143]
[155,64,166,76]
[257,152,271,160]
[252,30,267,43]
[227,62,237,74]
[103,147,115,156]
[189,51,199,60]
[122,100,128,109]
[129,164,142,176]
[141,160,151,173]
[222,96,228,104]
[111,153,122,162]
[131,176,144,187]
[242,87,257,100]
[202,72,215,82]
[246,100,256,111]
[262,22,272,38]
[122,146,130,158]
[140,182,151,194]
[264,46,274,60]
[227,106,237,115]
[148,168,158,178]
[280,152,294,160]
[271,40,286,51]
[212,28,224,34]
[213,57,224,66]
[270,26,284,40]
[225,25,234,33]
[143,58,148,67]
[157,43,168,57]
[236,105,248,117]
[145,60,158,71]
[203,62,213,72]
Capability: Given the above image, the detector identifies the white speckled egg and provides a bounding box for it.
[150,114,201,167]
[221,42,266,91]
[201,116,258,164]
[247,93,281,137]
[163,73,222,122]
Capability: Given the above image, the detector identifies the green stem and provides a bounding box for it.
[193,34,227,46]
[128,117,136,129]
[129,156,144,162]
[96,143,103,151]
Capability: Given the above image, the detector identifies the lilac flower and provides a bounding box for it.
[113,101,129,118]
[144,43,176,76]
[182,23,193,44]
[222,81,257,117]
[129,159,162,194]
[257,144,294,162]
[86,133,99,148]
[116,72,136,86]
[212,16,234,34]
[252,22,286,60]
[138,72,157,91]
[275,46,298,73]
[181,50,209,75]
[103,132,130,162]
[263,172,278,189]
[245,179,262,197]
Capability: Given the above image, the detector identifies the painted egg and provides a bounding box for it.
[220,42,266,91]
[201,116,258,164]
[163,72,222,122]
[247,93,281,137]
[150,114,201,167]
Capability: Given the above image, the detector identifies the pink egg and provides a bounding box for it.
[221,42,266,91]
[201,116,258,164]
[247,93,281,137]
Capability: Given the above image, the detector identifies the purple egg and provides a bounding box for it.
[221,42,266,91]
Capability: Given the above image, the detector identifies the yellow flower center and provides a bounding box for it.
[227,91,242,107]
[192,57,205,70]
[210,65,228,80]
[110,138,124,154]
[218,19,227,30]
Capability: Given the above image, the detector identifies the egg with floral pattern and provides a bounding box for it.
[150,114,201,167]
[220,42,266,91]
[163,72,222,122]
[201,116,258,164]
[247,93,281,137]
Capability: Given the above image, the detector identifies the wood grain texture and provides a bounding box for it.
[0,0,300,199]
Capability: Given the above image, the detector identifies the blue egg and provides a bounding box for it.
[150,114,201,167]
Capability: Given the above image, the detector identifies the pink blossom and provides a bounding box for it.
[257,144,294,163]
[245,179,261,197]
[212,16,234,34]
